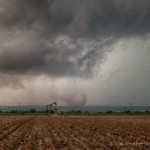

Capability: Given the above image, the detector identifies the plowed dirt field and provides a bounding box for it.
[0,116,149,150]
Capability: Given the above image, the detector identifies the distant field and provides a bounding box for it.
[0,116,149,150]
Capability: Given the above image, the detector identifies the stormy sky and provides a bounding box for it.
[0,0,150,106]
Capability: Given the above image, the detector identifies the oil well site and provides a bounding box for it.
[1,0,150,149]
[0,102,150,150]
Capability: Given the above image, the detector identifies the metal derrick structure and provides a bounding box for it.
[46,102,59,115]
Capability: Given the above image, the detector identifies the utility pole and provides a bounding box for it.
[130,102,133,111]
[18,102,20,112]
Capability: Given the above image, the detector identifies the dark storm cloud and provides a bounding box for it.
[0,0,150,77]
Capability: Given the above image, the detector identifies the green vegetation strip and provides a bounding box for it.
[0,109,150,115]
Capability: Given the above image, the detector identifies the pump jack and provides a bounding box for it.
[46,102,58,115]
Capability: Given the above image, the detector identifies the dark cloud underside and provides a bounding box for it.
[0,0,150,77]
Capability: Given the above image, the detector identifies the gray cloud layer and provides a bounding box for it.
[0,0,150,106]
[0,0,150,77]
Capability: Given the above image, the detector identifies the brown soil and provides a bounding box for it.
[0,115,149,150]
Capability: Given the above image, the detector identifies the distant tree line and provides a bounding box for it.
[0,109,150,115]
